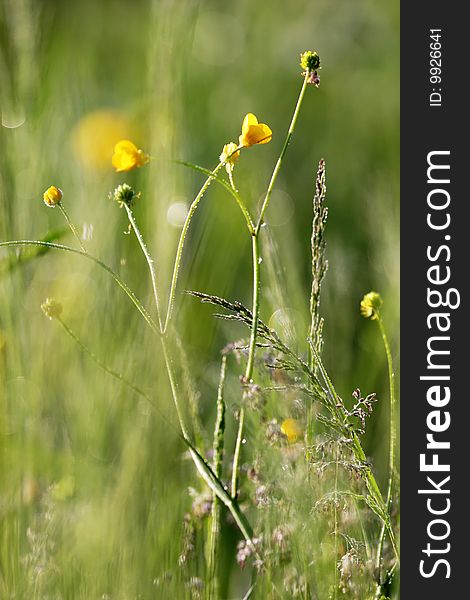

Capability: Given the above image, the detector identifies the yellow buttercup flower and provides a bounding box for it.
[360,291,383,320]
[219,142,240,173]
[43,185,63,207]
[112,140,150,172]
[281,418,303,443]
[239,113,272,148]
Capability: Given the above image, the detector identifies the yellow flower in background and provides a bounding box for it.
[360,291,383,320]
[43,185,63,207]
[281,418,303,443]
[72,109,136,171]
[219,141,240,173]
[112,139,150,172]
[239,113,272,147]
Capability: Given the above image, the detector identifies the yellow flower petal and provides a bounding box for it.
[239,113,272,148]
[256,123,272,144]
[220,142,240,173]
[112,139,150,172]
[281,418,303,443]
[242,113,259,132]
[43,185,63,207]
[360,291,383,320]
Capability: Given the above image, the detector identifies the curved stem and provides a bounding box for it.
[58,317,149,401]
[0,240,159,335]
[174,160,254,234]
[160,336,190,440]
[208,355,227,598]
[55,316,177,433]
[231,76,311,499]
[124,204,163,332]
[255,74,309,234]
[1,240,257,549]
[163,161,225,333]
[231,233,260,498]
[376,315,398,577]
[58,202,87,253]
[121,211,259,549]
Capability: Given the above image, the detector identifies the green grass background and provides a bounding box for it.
[0,0,399,597]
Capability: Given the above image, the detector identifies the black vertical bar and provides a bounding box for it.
[401,3,466,597]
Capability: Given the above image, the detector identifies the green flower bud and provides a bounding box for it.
[300,50,321,72]
[360,291,383,320]
[41,298,63,320]
[110,183,139,208]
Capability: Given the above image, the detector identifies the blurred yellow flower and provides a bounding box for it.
[360,291,383,320]
[281,418,303,443]
[72,109,136,171]
[239,113,272,148]
[112,139,150,172]
[219,142,240,173]
[43,185,63,207]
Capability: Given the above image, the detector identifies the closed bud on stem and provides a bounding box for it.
[43,186,63,207]
[360,291,383,320]
[300,50,321,87]
[41,298,63,320]
[110,183,140,208]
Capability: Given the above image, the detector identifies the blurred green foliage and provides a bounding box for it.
[0,0,398,597]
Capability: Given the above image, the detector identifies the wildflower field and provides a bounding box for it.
[0,1,399,598]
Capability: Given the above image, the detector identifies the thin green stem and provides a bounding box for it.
[124,204,164,332]
[122,212,258,550]
[1,240,257,549]
[231,407,245,499]
[376,314,398,578]
[231,233,260,498]
[57,317,148,401]
[311,342,399,563]
[174,160,254,235]
[55,316,177,431]
[160,336,190,440]
[208,355,227,599]
[255,74,309,234]
[0,241,159,335]
[231,75,311,499]
[57,202,87,253]
[333,440,339,599]
[163,161,225,333]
